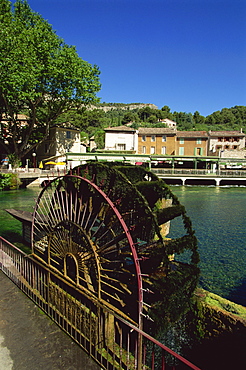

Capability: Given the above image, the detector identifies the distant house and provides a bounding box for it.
[208,130,245,156]
[104,126,138,152]
[176,131,208,156]
[138,127,177,155]
[158,118,177,129]
[36,125,82,164]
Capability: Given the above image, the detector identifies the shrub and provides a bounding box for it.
[0,173,21,190]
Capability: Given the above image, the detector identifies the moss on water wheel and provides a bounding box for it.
[33,161,199,328]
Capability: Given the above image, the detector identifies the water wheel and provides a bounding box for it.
[32,162,199,327]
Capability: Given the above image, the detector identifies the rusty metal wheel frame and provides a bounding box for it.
[31,174,143,326]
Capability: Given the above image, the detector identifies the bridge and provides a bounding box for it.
[152,168,246,186]
[3,166,246,187]
[0,168,64,187]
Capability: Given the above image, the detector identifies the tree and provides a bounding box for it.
[193,111,205,126]
[138,106,157,122]
[0,0,101,162]
[174,112,194,130]
[121,111,138,125]
[160,105,173,120]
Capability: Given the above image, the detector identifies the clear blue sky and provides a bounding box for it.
[17,0,246,116]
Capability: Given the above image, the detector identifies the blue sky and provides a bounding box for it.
[16,0,246,116]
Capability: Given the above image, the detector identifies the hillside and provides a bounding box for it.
[89,102,158,112]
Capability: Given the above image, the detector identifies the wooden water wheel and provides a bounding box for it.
[31,162,199,327]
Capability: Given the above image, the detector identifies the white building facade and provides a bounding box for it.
[104,126,138,152]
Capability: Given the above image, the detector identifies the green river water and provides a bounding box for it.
[0,185,245,307]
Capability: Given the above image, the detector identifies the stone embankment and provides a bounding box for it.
[186,289,246,369]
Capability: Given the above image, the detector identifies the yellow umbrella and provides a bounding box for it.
[55,162,66,165]
[39,161,43,169]
[45,161,57,165]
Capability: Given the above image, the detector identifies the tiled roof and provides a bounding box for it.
[138,127,176,134]
[177,131,208,138]
[209,131,245,137]
[104,125,136,132]
[53,124,80,131]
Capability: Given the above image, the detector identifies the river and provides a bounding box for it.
[0,185,245,307]
[169,185,246,307]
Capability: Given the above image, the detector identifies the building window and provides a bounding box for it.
[150,146,155,154]
[161,146,166,155]
[179,147,184,155]
[66,131,71,139]
[118,144,126,150]
[142,146,146,154]
[142,135,146,142]
[196,138,202,144]
[179,138,184,144]
[162,135,166,142]
[151,135,156,142]
[196,147,202,155]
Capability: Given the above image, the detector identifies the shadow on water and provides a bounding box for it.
[184,330,246,370]
[227,277,246,307]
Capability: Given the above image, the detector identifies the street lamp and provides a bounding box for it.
[32,152,37,170]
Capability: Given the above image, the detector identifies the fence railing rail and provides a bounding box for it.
[0,237,201,370]
[152,168,246,177]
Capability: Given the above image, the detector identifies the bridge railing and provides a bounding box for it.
[152,168,246,177]
[0,237,201,370]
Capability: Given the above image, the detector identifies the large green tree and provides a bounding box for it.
[0,0,101,162]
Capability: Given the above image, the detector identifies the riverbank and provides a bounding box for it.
[183,288,246,369]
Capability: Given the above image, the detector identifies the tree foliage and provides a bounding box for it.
[65,104,246,150]
[0,0,101,160]
[53,104,246,150]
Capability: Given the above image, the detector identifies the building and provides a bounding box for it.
[104,125,138,152]
[208,130,245,157]
[158,118,177,129]
[36,125,83,164]
[138,127,177,155]
[104,125,245,159]
[176,131,208,156]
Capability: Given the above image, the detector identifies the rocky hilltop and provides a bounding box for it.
[89,103,158,112]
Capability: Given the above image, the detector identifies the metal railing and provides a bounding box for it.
[0,237,201,370]
[152,168,246,177]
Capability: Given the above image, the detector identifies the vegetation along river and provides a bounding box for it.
[0,185,245,307]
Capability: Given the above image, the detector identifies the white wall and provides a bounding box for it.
[105,131,138,151]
